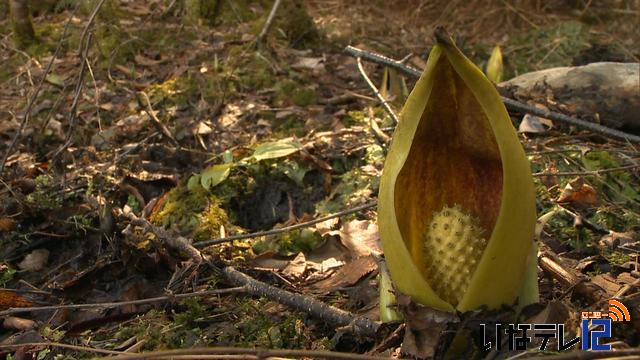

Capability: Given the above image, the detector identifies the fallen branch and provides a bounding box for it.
[0,342,124,356]
[345,46,640,144]
[193,201,376,248]
[51,31,94,160]
[532,164,639,177]
[123,212,204,262]
[0,287,245,317]
[538,250,606,304]
[224,266,380,337]
[525,347,640,360]
[97,346,394,360]
[122,208,380,338]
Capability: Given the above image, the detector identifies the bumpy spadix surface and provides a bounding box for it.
[423,205,486,306]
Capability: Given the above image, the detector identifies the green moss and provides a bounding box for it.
[316,165,378,215]
[238,53,277,90]
[275,79,316,107]
[114,310,167,351]
[275,0,320,49]
[275,79,296,104]
[150,184,230,241]
[94,24,130,64]
[0,54,30,83]
[582,151,640,204]
[603,250,630,267]
[252,228,323,256]
[126,194,142,213]
[172,298,208,326]
[193,197,230,242]
[25,174,63,208]
[225,298,310,348]
[145,77,196,110]
[0,265,16,287]
[342,110,365,127]
[292,88,316,107]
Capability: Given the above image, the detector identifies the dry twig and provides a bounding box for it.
[0,342,125,355]
[344,46,640,144]
[224,266,380,337]
[139,91,180,147]
[355,57,400,125]
[256,0,283,45]
[532,164,640,177]
[96,346,393,360]
[194,201,376,248]
[0,287,245,317]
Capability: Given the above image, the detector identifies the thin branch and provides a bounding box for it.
[139,91,180,146]
[355,57,400,125]
[123,210,380,338]
[94,346,394,360]
[532,164,639,177]
[256,0,283,45]
[344,46,640,144]
[556,205,610,235]
[525,347,640,360]
[51,0,108,161]
[526,148,640,156]
[193,202,376,248]
[502,97,640,144]
[0,342,125,355]
[123,212,204,263]
[78,0,107,54]
[223,267,379,337]
[51,32,93,160]
[0,287,246,317]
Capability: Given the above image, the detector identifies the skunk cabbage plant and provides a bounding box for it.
[486,45,504,83]
[378,29,537,313]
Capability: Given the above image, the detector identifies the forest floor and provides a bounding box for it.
[0,0,639,358]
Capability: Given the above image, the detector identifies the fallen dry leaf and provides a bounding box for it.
[339,220,381,257]
[310,255,377,293]
[556,177,598,206]
[17,249,50,272]
[397,294,459,359]
[252,252,291,271]
[134,54,166,67]
[292,57,325,72]
[282,252,307,279]
[3,316,36,331]
[0,290,34,310]
[591,274,622,297]
[0,218,16,232]
[600,231,638,249]
[519,114,548,134]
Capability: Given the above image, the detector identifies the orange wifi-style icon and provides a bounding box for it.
[605,299,631,322]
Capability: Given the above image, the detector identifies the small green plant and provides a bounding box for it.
[0,264,16,287]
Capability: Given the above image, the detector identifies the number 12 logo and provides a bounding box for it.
[581,318,611,351]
